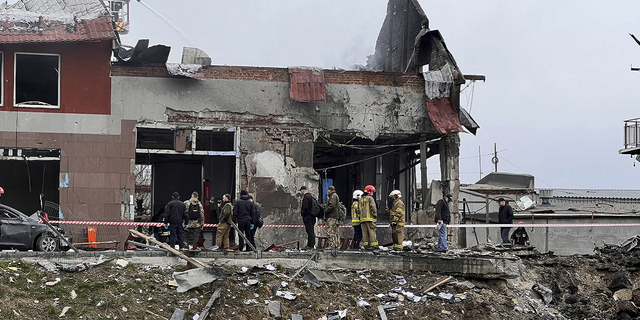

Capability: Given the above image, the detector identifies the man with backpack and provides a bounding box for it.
[166,192,188,250]
[248,195,262,249]
[184,191,204,250]
[323,185,341,257]
[300,186,317,250]
[233,190,254,251]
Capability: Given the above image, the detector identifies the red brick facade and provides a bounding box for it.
[0,40,112,114]
[110,65,425,93]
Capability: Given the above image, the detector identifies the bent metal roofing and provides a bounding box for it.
[551,189,640,200]
[0,0,115,44]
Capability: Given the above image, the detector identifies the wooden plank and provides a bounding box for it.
[146,310,169,320]
[407,230,418,241]
[275,240,299,248]
[199,288,221,320]
[128,229,206,268]
[423,276,453,294]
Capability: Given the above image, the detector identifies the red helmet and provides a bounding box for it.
[0,187,4,194]
[364,185,375,194]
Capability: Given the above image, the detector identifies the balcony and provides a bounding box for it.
[620,118,640,155]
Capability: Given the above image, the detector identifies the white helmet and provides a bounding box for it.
[352,190,364,200]
[389,190,401,198]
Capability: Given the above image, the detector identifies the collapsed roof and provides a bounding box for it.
[0,0,115,44]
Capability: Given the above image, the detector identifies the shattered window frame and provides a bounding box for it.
[13,52,61,109]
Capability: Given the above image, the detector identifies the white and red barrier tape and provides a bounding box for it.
[48,221,640,228]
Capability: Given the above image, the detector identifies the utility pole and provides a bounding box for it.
[492,143,499,172]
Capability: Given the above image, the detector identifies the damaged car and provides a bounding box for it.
[0,204,71,252]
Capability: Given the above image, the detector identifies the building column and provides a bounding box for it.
[439,133,461,246]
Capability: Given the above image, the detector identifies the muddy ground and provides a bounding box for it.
[0,245,640,319]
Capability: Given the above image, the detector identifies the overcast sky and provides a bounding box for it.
[122,0,640,189]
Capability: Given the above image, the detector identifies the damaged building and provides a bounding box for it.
[0,0,480,248]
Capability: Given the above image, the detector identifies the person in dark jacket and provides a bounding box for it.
[510,221,530,245]
[150,206,170,243]
[434,194,452,252]
[498,197,514,244]
[165,192,188,249]
[233,190,254,251]
[247,195,261,250]
[300,186,316,249]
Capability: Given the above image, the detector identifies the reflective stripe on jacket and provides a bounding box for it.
[390,198,405,226]
[358,194,377,223]
[351,201,360,226]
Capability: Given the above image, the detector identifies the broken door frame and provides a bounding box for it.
[134,124,240,216]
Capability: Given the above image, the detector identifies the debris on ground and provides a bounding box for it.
[3,236,640,319]
[173,266,230,293]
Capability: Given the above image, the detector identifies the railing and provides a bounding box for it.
[623,118,640,150]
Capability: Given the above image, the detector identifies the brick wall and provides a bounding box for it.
[110,65,425,90]
[0,119,136,220]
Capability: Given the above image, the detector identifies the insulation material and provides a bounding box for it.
[166,63,204,80]
[426,97,465,134]
[423,63,454,100]
[288,67,326,102]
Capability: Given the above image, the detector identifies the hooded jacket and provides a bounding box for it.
[184,198,204,228]
[233,194,253,221]
[166,198,188,226]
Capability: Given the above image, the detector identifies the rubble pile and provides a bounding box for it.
[1,237,640,319]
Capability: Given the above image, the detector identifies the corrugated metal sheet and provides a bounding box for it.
[426,97,465,134]
[288,68,326,102]
[552,189,640,200]
[0,0,114,44]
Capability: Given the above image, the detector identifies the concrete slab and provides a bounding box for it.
[10,249,524,279]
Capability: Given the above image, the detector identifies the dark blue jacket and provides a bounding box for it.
[165,199,187,226]
[434,198,451,224]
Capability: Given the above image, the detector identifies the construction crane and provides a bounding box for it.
[108,0,130,35]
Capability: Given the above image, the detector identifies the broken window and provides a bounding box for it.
[196,131,234,151]
[136,128,174,150]
[14,53,60,108]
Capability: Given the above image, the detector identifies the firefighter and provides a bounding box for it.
[387,190,405,251]
[359,185,378,252]
[351,190,363,249]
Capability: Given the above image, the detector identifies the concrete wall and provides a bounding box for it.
[465,215,640,255]
[111,65,438,247]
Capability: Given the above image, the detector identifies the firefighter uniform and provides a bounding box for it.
[390,198,405,250]
[358,194,378,247]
